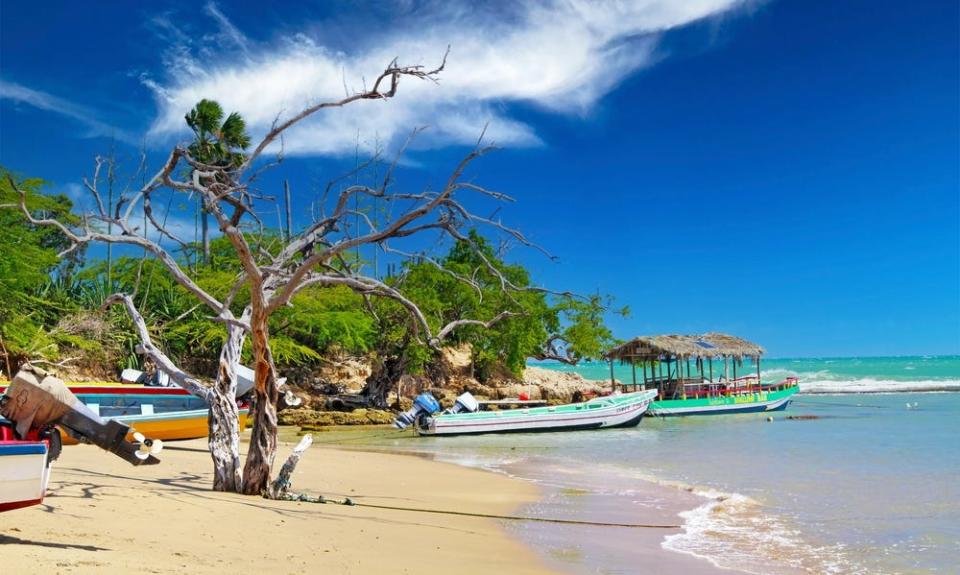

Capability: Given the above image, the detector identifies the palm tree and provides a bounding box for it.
[184,99,251,264]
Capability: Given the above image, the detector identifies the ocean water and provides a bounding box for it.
[530,355,960,394]
[335,357,959,574]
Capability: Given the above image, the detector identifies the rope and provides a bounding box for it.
[307,430,403,444]
[790,399,891,410]
[279,493,681,529]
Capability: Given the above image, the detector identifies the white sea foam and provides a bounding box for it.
[662,488,865,575]
[760,367,960,393]
[798,378,960,394]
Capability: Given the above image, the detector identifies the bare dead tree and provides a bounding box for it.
[13,50,550,496]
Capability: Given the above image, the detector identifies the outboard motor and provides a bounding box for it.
[394,392,441,430]
[0,364,162,465]
[446,392,479,415]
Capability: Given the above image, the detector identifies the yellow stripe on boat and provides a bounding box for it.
[60,409,249,445]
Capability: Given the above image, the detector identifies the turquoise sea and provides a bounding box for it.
[530,355,960,394]
[346,356,959,574]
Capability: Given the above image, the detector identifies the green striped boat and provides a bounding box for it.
[605,333,799,416]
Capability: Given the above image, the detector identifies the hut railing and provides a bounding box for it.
[637,375,798,399]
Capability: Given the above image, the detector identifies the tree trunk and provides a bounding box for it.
[201,208,211,265]
[363,354,409,408]
[208,323,245,492]
[241,317,279,495]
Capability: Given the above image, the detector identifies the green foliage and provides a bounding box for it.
[550,294,625,364]
[382,230,619,380]
[275,286,376,354]
[185,99,251,169]
[0,164,616,386]
[72,235,376,374]
[0,168,83,367]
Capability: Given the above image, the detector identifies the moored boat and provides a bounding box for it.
[646,376,798,415]
[395,389,658,436]
[604,333,799,416]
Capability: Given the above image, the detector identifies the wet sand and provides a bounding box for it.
[504,466,752,575]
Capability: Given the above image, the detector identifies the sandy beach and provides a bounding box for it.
[0,429,751,575]
[1,435,556,575]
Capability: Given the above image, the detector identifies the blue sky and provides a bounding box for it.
[1,0,958,357]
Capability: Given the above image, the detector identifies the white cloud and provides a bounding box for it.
[145,0,746,156]
[0,80,137,144]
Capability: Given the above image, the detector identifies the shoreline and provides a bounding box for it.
[495,459,759,575]
[316,428,759,575]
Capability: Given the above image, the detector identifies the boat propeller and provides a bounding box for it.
[133,432,163,460]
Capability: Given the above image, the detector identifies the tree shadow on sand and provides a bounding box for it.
[0,533,110,551]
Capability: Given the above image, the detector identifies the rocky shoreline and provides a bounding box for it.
[280,349,615,430]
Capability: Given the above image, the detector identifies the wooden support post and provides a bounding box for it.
[609,360,616,392]
[631,361,637,391]
[658,360,663,399]
[709,358,713,383]
[757,357,762,389]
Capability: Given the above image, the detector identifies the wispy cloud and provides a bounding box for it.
[202,1,251,59]
[0,79,137,144]
[145,1,747,156]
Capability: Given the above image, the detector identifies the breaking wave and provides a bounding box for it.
[760,368,960,394]
[662,486,866,575]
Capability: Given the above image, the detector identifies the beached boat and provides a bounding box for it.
[0,383,249,443]
[119,364,257,397]
[395,389,658,436]
[604,333,799,416]
[58,407,250,445]
[0,438,51,512]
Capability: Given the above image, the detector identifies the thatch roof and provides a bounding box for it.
[605,333,765,362]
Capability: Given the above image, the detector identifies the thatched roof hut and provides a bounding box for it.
[605,333,765,363]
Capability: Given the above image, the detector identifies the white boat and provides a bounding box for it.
[0,440,51,512]
[120,364,260,397]
[396,389,658,436]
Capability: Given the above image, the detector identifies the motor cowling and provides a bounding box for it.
[449,392,479,414]
[393,392,441,430]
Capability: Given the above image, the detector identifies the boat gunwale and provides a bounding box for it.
[432,389,657,423]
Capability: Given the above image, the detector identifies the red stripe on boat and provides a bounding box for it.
[0,498,44,512]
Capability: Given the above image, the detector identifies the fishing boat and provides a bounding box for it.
[394,389,658,436]
[604,333,799,416]
[0,435,52,512]
[1,365,166,512]
[119,364,257,397]
[0,383,249,443]
[57,407,250,445]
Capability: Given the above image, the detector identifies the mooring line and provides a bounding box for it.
[281,494,680,529]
